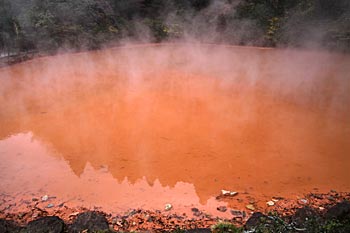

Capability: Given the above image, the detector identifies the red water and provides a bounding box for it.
[0,44,350,216]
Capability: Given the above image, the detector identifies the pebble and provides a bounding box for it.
[32,198,39,202]
[230,210,243,216]
[164,203,172,211]
[299,198,308,204]
[266,201,275,206]
[216,206,227,212]
[41,195,49,202]
[246,204,255,211]
[69,212,80,217]
[221,190,238,196]
[191,208,199,213]
[47,203,54,208]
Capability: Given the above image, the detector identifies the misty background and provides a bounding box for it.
[0,0,350,59]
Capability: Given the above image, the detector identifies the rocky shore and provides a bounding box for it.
[1,191,349,232]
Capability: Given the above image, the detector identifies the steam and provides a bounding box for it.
[1,0,349,54]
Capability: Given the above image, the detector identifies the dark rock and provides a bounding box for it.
[325,201,350,220]
[216,206,227,212]
[290,206,324,230]
[294,206,317,220]
[68,211,109,233]
[25,216,65,233]
[191,208,199,213]
[230,209,243,216]
[245,212,268,230]
[0,219,22,233]
[310,193,323,199]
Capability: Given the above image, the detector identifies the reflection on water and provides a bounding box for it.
[0,45,350,214]
[0,132,222,214]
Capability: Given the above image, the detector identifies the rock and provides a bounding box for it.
[25,216,65,233]
[18,213,26,219]
[272,196,284,200]
[32,198,39,202]
[299,198,308,204]
[310,193,323,199]
[191,208,199,213]
[292,206,318,227]
[69,212,80,217]
[246,204,255,211]
[0,219,22,233]
[245,212,267,230]
[266,201,275,206]
[221,190,238,196]
[216,206,227,212]
[165,203,172,211]
[191,208,202,217]
[41,195,49,202]
[325,201,350,221]
[47,203,54,208]
[68,212,109,233]
[230,210,243,216]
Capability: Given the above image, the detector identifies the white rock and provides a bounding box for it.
[299,198,308,204]
[41,195,49,201]
[164,203,172,211]
[266,201,275,206]
[221,190,238,196]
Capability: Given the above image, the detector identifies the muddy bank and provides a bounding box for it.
[1,191,349,232]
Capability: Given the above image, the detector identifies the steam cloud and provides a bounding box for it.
[1,0,350,55]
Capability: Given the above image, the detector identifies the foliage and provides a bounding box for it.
[249,212,350,233]
[0,0,349,57]
[211,221,243,233]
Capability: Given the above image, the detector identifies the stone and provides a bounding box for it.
[292,206,318,228]
[68,211,109,233]
[221,190,238,196]
[246,204,255,211]
[191,208,199,213]
[230,210,243,216]
[245,212,267,230]
[266,201,275,206]
[0,219,22,233]
[25,216,64,233]
[299,198,308,204]
[325,201,350,220]
[216,206,227,212]
[41,195,49,202]
[165,203,172,211]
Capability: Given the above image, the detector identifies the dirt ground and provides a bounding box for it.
[1,191,349,232]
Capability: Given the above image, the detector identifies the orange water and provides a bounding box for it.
[0,44,350,215]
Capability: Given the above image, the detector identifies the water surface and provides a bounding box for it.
[1,45,349,214]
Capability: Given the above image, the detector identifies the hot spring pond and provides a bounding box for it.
[0,44,349,216]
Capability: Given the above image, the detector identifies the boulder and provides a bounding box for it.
[0,219,22,233]
[68,211,109,233]
[325,201,350,221]
[25,216,65,233]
